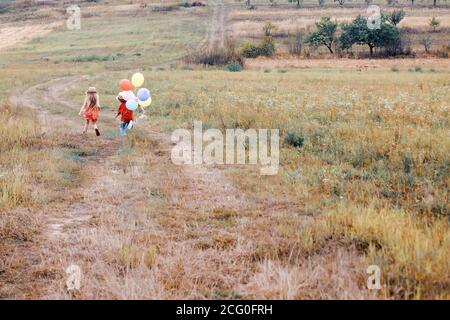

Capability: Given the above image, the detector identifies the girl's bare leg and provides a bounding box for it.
[83,120,89,134]
[93,121,100,136]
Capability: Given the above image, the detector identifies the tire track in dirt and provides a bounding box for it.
[8,74,374,299]
[208,0,227,49]
[9,74,250,298]
[10,76,124,239]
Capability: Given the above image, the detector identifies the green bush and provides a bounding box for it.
[241,43,263,58]
[71,54,120,62]
[241,37,275,58]
[285,131,304,148]
[227,62,242,72]
[260,40,275,56]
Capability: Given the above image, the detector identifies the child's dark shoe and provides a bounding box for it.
[95,128,100,136]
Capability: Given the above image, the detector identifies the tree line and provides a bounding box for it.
[247,0,446,7]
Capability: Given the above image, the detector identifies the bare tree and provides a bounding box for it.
[420,36,432,53]
[288,29,303,56]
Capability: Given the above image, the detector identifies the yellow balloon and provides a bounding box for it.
[131,73,144,87]
[138,96,152,107]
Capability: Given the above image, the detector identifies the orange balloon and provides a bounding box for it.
[119,79,133,91]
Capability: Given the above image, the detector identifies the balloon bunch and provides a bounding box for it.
[119,73,152,111]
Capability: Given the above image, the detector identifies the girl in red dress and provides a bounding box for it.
[79,87,101,136]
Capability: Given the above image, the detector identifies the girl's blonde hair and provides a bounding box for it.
[85,92,99,110]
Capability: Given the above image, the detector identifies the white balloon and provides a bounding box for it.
[122,90,137,101]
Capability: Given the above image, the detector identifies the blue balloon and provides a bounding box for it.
[137,88,150,101]
[126,100,138,111]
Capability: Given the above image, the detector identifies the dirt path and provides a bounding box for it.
[208,0,227,49]
[4,5,373,299]
[6,74,374,299]
[8,73,253,298]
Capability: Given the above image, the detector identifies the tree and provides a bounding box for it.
[386,9,406,26]
[419,36,432,53]
[334,0,345,5]
[340,15,401,57]
[288,0,303,7]
[305,17,338,54]
[263,22,277,37]
[429,16,440,32]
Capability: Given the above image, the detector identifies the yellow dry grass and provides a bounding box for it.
[245,56,450,70]
[0,0,449,300]
[325,205,450,299]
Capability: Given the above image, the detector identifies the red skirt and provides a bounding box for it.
[83,108,100,122]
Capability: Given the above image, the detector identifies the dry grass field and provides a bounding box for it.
[0,0,448,300]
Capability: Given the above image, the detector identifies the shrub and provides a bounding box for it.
[429,16,440,32]
[262,22,277,37]
[241,42,263,58]
[152,5,179,12]
[227,62,242,72]
[241,23,277,58]
[71,54,121,62]
[241,37,275,58]
[285,131,304,148]
[178,2,206,7]
[185,38,244,67]
[435,45,449,58]
[386,9,406,26]
[420,36,432,53]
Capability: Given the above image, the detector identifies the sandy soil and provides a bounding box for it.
[0,22,61,51]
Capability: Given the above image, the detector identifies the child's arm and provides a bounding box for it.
[79,97,87,115]
[115,104,122,119]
